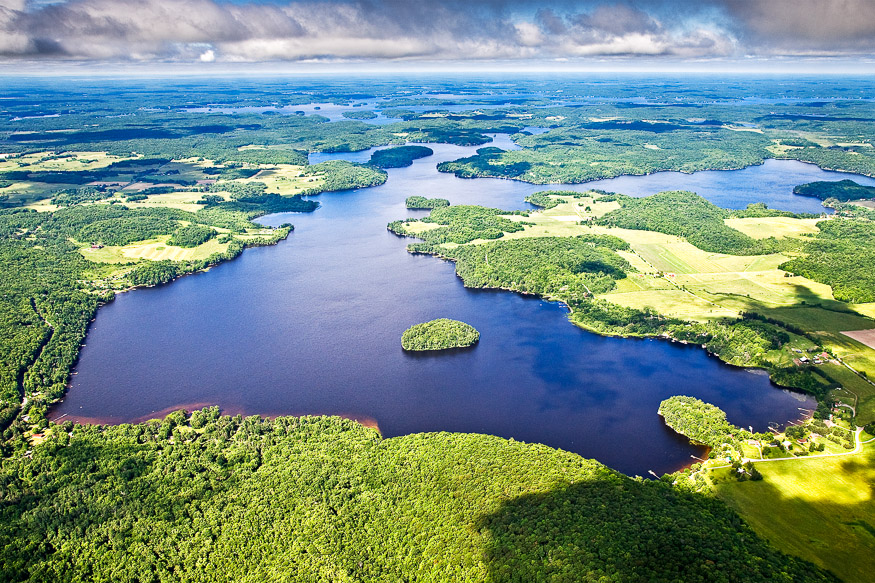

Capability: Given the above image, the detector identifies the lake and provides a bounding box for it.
[51,141,863,476]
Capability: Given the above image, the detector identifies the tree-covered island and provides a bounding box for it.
[401,318,480,351]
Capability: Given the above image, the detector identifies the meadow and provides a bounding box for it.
[714,440,875,583]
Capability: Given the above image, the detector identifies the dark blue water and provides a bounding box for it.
[53,143,845,476]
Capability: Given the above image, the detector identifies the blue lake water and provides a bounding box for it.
[52,141,864,475]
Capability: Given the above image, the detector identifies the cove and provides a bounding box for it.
[51,142,857,476]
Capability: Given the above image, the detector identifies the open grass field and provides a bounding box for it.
[724,217,823,240]
[122,189,212,211]
[238,164,322,195]
[496,196,869,327]
[79,235,232,263]
[0,150,125,172]
[713,440,875,583]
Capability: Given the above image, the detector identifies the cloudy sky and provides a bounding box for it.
[1,0,873,70]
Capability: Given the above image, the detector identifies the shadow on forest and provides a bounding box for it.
[477,477,842,583]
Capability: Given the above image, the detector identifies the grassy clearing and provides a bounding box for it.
[712,441,875,583]
[0,151,124,172]
[237,164,322,195]
[79,236,232,263]
[819,363,875,425]
[122,190,212,211]
[763,306,874,333]
[724,217,822,240]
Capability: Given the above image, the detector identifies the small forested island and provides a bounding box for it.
[405,195,450,209]
[369,145,434,168]
[793,179,875,202]
[341,110,378,120]
[401,318,480,351]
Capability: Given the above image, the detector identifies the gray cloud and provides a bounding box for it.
[0,0,871,62]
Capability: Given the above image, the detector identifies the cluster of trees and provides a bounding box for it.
[401,318,480,351]
[389,205,528,245]
[438,127,771,184]
[301,160,387,192]
[780,218,875,303]
[658,396,739,449]
[728,202,819,219]
[596,191,790,255]
[50,186,113,207]
[368,145,433,168]
[793,179,875,202]
[524,190,585,209]
[435,235,631,300]
[0,411,835,582]
[167,224,217,248]
[405,196,449,209]
[341,110,378,120]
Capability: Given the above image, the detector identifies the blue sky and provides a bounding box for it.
[1,0,874,71]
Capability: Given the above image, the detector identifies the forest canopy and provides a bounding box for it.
[401,318,480,351]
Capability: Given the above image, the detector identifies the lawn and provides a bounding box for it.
[713,440,875,583]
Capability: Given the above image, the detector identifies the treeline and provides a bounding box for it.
[369,145,433,168]
[401,319,479,351]
[0,412,835,582]
[658,396,738,449]
[389,205,528,245]
[301,160,387,192]
[793,179,875,202]
[167,224,217,248]
[728,202,820,219]
[437,127,772,184]
[780,218,875,303]
[596,191,790,255]
[431,235,631,300]
[405,196,449,209]
[524,190,586,209]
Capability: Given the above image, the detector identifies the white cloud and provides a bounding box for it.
[0,0,870,62]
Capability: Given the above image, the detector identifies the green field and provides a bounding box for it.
[818,363,875,425]
[713,440,875,583]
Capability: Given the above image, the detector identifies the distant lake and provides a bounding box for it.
[52,140,862,476]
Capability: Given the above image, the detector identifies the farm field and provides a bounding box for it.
[713,440,875,583]
[500,195,846,323]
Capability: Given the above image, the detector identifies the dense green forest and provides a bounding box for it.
[388,205,527,245]
[596,191,790,255]
[405,196,450,209]
[301,160,387,192]
[0,412,835,583]
[401,318,480,351]
[368,145,433,168]
[658,396,739,449]
[793,179,875,202]
[780,218,875,303]
[437,235,631,299]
